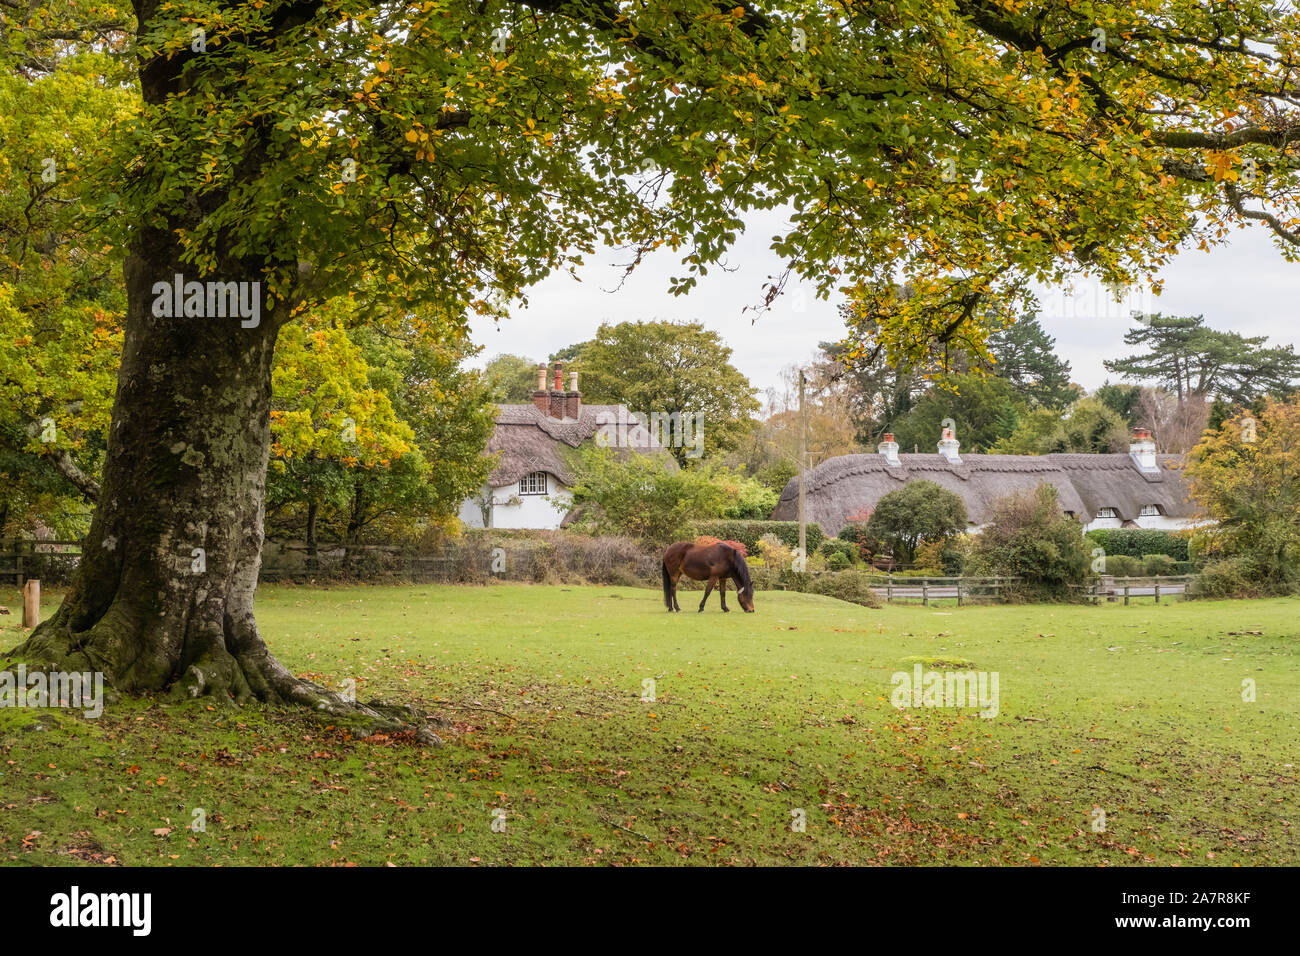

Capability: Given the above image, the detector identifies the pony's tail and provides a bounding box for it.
[661,561,673,609]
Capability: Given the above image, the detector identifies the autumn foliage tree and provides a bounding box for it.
[1187,398,1300,595]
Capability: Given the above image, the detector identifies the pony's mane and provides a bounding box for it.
[730,546,753,594]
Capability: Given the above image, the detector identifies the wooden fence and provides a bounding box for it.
[0,539,1199,604]
[1075,574,1197,604]
[857,574,1021,606]
[859,573,1196,605]
[1,538,654,587]
[0,539,83,587]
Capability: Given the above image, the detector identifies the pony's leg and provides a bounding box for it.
[671,572,681,612]
[698,578,714,612]
[719,577,729,612]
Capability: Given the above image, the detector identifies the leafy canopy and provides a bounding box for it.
[12,1,1300,377]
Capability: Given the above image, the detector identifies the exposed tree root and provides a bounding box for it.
[10,613,446,747]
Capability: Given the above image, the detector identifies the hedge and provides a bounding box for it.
[1084,528,1189,561]
[694,520,826,556]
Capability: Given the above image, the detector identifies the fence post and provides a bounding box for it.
[922,583,928,607]
[957,579,963,607]
[15,550,23,589]
[22,578,39,628]
[1155,582,1160,604]
[887,574,893,603]
[1124,584,1130,606]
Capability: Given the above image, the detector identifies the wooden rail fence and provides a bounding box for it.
[1,539,1199,604]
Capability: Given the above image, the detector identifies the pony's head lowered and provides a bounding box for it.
[729,546,755,612]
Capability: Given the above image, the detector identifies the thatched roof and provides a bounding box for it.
[486,404,674,486]
[772,452,1193,535]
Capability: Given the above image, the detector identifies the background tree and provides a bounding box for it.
[482,354,542,404]
[732,360,865,488]
[0,56,132,519]
[577,320,760,465]
[992,395,1129,454]
[1105,315,1300,407]
[824,305,934,444]
[982,314,1076,410]
[863,480,967,563]
[349,326,495,541]
[1186,398,1300,595]
[1094,382,1143,429]
[1136,387,1212,454]
[890,373,1027,453]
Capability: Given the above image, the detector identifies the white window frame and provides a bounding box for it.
[519,472,548,496]
[1095,507,1118,519]
[1138,504,1161,517]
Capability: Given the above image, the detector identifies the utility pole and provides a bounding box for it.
[798,368,807,567]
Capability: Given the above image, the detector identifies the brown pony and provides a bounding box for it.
[662,539,755,613]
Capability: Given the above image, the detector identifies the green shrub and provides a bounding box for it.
[819,539,857,564]
[864,480,967,563]
[806,570,883,608]
[940,539,969,576]
[1084,528,1189,561]
[694,520,825,555]
[967,484,1090,601]
[1187,558,1262,599]
[827,550,852,571]
[1103,554,1143,576]
[756,533,796,571]
[837,523,877,561]
[566,448,726,543]
[912,535,971,575]
[1141,553,1178,576]
[717,472,780,520]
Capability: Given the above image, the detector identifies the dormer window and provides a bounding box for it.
[1095,507,1118,519]
[519,472,548,495]
[1139,504,1161,517]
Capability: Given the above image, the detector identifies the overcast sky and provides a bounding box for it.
[469,207,1299,401]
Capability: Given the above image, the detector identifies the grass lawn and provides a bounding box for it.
[1,582,1297,866]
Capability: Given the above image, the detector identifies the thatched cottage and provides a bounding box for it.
[772,427,1198,536]
[458,362,674,529]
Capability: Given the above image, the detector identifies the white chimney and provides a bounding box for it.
[1130,427,1158,471]
[877,432,900,466]
[937,426,961,463]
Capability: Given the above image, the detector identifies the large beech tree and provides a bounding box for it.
[6,0,1300,728]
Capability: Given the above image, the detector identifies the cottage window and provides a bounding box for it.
[1139,504,1161,517]
[1095,507,1118,519]
[519,472,548,495]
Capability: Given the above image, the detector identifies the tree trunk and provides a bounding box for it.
[305,499,319,572]
[342,483,364,572]
[11,242,434,738]
[10,0,439,742]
